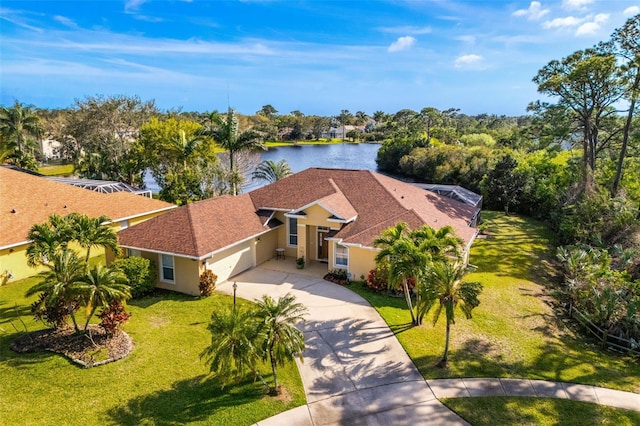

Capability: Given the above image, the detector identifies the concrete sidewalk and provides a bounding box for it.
[428,378,640,412]
[217,266,469,426]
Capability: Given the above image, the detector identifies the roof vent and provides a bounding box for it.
[64,205,67,208]
[10,209,17,214]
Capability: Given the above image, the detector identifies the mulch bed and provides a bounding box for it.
[10,325,133,368]
[323,273,350,286]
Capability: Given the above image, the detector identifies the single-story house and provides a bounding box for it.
[0,166,176,283]
[118,168,480,296]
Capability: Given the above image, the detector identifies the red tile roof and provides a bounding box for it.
[118,168,480,258]
[0,167,175,249]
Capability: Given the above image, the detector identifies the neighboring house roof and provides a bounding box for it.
[118,168,480,259]
[119,194,281,259]
[0,167,176,249]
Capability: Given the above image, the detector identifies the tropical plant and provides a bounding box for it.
[67,213,119,265]
[417,260,483,367]
[0,100,42,160]
[203,108,265,195]
[26,214,74,267]
[255,293,308,393]
[200,307,267,389]
[98,300,132,336]
[26,248,85,332]
[252,159,292,183]
[74,264,130,331]
[374,223,462,325]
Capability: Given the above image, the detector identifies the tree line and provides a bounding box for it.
[376,14,640,349]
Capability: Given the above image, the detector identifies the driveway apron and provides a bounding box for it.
[217,266,469,426]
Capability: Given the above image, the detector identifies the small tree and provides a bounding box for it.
[200,307,267,389]
[417,260,483,368]
[74,264,130,331]
[255,293,308,394]
[483,154,524,215]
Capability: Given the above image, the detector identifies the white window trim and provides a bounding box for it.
[334,243,348,269]
[159,254,175,284]
[287,217,298,247]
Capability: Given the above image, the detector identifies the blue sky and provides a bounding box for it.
[1,1,638,116]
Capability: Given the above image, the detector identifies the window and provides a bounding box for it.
[127,249,141,258]
[335,244,348,268]
[288,217,298,246]
[160,254,175,283]
[120,220,129,230]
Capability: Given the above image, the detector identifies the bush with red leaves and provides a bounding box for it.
[98,301,131,336]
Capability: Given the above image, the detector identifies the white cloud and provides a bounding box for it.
[513,2,550,20]
[379,25,431,35]
[454,54,484,69]
[575,13,608,36]
[388,36,415,52]
[562,0,593,10]
[543,16,583,29]
[125,0,147,13]
[623,6,640,16]
[53,15,77,29]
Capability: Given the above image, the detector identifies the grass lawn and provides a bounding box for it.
[351,211,640,392]
[442,397,640,426]
[38,163,74,176]
[0,276,305,425]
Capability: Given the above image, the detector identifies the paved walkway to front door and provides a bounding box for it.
[217,265,469,426]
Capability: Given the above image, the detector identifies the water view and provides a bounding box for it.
[145,142,381,193]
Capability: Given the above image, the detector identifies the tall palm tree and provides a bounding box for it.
[255,293,307,393]
[165,129,208,172]
[418,260,483,368]
[252,159,292,183]
[0,100,42,156]
[411,225,462,262]
[26,214,74,267]
[75,264,130,331]
[26,248,85,332]
[200,307,267,389]
[67,213,119,265]
[202,108,265,195]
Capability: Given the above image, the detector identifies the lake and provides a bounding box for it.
[145,143,381,193]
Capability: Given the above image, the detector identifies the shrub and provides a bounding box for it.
[98,301,131,336]
[30,293,72,329]
[199,270,217,297]
[111,257,156,298]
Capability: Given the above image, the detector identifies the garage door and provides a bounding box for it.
[207,242,254,283]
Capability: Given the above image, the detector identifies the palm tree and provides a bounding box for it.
[410,225,462,262]
[26,214,74,267]
[255,293,307,393]
[0,100,42,157]
[418,260,483,368]
[200,307,267,389]
[67,213,119,265]
[75,264,130,331]
[165,129,208,172]
[202,108,265,196]
[252,159,292,183]
[26,248,85,332]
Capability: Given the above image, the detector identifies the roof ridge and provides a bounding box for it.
[183,203,202,257]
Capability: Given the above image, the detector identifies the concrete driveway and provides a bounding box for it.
[217,263,468,426]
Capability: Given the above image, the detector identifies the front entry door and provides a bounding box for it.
[318,230,329,261]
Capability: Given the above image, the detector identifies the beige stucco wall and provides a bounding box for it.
[346,246,378,281]
[152,252,201,296]
[256,230,279,265]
